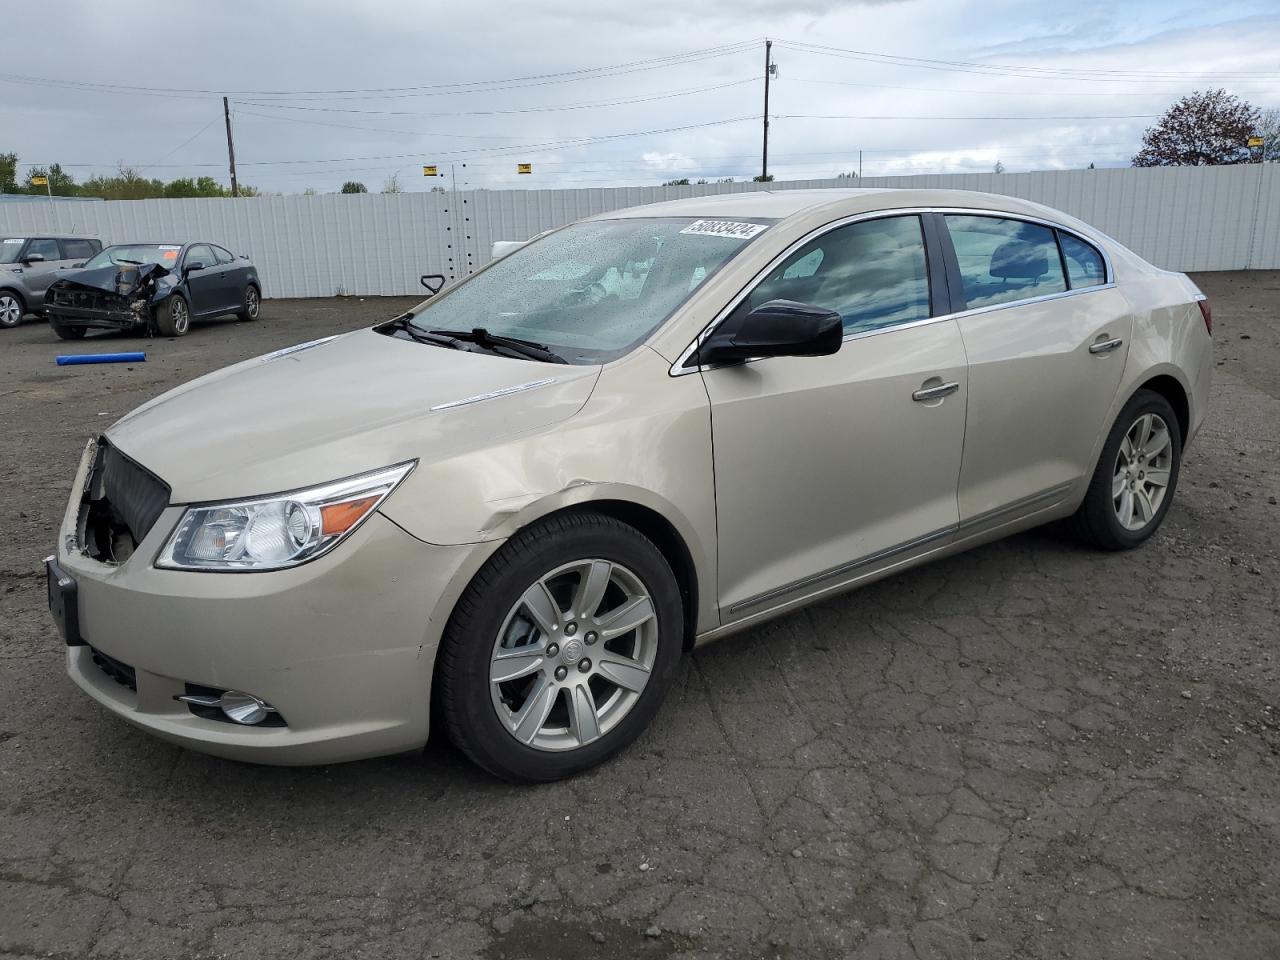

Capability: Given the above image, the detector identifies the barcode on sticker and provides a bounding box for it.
[680,220,767,239]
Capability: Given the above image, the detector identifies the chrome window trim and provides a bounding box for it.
[670,206,1116,376]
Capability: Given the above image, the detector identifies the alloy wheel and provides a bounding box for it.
[1112,412,1173,531]
[0,294,21,327]
[246,287,259,318]
[489,558,658,752]
[171,298,189,334]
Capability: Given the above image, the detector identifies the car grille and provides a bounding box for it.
[48,286,126,313]
[90,646,137,691]
[96,441,170,547]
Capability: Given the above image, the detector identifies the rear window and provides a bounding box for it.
[944,215,1067,310]
[60,239,99,261]
[1059,233,1106,288]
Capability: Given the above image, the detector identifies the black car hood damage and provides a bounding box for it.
[52,261,172,298]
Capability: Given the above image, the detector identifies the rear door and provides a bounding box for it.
[702,213,969,620]
[940,214,1133,532]
[59,238,100,268]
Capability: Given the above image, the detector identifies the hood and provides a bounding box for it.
[106,329,600,503]
[51,261,171,296]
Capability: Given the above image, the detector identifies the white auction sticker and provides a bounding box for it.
[3,238,23,244]
[680,220,768,240]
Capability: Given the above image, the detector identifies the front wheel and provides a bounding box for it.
[237,285,261,322]
[156,294,190,337]
[1069,389,1182,550]
[437,512,684,782]
[51,322,86,340]
[0,291,24,328]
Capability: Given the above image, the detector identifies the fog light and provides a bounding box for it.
[218,691,274,725]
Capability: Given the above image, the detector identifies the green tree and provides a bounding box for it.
[26,162,78,195]
[341,181,368,194]
[662,178,691,186]
[1133,89,1258,166]
[0,152,17,193]
[752,174,774,182]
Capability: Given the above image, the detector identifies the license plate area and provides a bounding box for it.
[46,556,84,646]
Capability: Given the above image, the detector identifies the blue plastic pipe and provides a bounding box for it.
[56,352,146,366]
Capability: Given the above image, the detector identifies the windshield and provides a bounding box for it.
[0,239,26,264]
[406,217,771,363]
[83,244,183,270]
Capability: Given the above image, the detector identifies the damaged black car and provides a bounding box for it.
[44,242,261,339]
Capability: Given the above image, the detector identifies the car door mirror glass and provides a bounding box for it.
[697,299,843,366]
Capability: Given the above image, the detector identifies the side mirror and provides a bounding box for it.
[697,299,843,367]
[185,261,207,274]
[22,253,45,264]
[70,262,85,268]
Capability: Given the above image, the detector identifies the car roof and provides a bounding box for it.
[593,187,1081,227]
[1,233,101,240]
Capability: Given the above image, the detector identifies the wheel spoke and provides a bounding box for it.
[1136,488,1155,524]
[1119,434,1135,465]
[596,595,655,640]
[567,682,601,745]
[596,652,651,693]
[573,560,613,619]
[1143,426,1170,460]
[1111,470,1127,499]
[509,676,558,744]
[519,580,562,638]
[490,646,545,684]
[1117,488,1134,527]
[1134,414,1153,452]
[1144,467,1171,489]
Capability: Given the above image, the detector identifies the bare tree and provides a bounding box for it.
[1255,107,1280,163]
[382,173,402,194]
[1133,89,1259,166]
[992,160,1005,174]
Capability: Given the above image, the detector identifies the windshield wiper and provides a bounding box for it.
[427,327,567,364]
[382,313,468,349]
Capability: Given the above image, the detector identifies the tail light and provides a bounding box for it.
[1196,298,1213,335]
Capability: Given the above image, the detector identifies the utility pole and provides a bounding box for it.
[223,96,239,198]
[761,39,773,181]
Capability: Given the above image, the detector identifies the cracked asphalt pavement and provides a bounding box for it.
[2,274,1278,959]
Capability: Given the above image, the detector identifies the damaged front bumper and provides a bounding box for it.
[44,262,169,331]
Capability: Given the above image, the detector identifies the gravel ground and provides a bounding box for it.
[1,275,1278,960]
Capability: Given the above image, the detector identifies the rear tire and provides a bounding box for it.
[437,512,684,782]
[0,291,24,328]
[236,284,261,322]
[51,322,86,340]
[156,294,190,337]
[1068,389,1182,550]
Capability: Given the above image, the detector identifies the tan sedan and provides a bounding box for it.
[48,189,1213,780]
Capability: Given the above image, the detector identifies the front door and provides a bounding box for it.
[940,215,1133,531]
[18,237,64,301]
[701,214,968,620]
[182,244,222,315]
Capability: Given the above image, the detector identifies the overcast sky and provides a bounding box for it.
[5,0,1279,194]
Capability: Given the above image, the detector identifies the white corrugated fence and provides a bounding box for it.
[2,166,1275,299]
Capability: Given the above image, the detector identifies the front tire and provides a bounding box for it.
[1069,389,1182,550]
[437,512,684,782]
[0,291,24,328]
[156,294,191,337]
[237,284,261,322]
[51,322,86,340]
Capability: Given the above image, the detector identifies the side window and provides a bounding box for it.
[186,245,214,269]
[60,239,97,261]
[741,215,931,335]
[213,245,235,265]
[25,238,61,261]
[944,215,1066,309]
[1058,232,1105,289]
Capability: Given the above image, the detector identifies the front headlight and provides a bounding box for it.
[156,461,415,572]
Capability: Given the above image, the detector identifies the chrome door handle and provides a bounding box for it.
[1089,337,1124,354]
[912,381,960,402]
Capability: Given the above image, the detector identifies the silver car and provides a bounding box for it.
[47,189,1212,780]
[1,234,102,327]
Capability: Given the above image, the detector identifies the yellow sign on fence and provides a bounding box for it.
[422,165,439,177]
[30,175,48,186]
[1248,136,1264,148]
[517,163,532,175]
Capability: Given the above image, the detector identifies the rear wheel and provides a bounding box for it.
[437,512,683,782]
[0,291,24,328]
[237,284,261,322]
[51,322,86,340]
[1069,389,1182,550]
[156,294,190,337]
